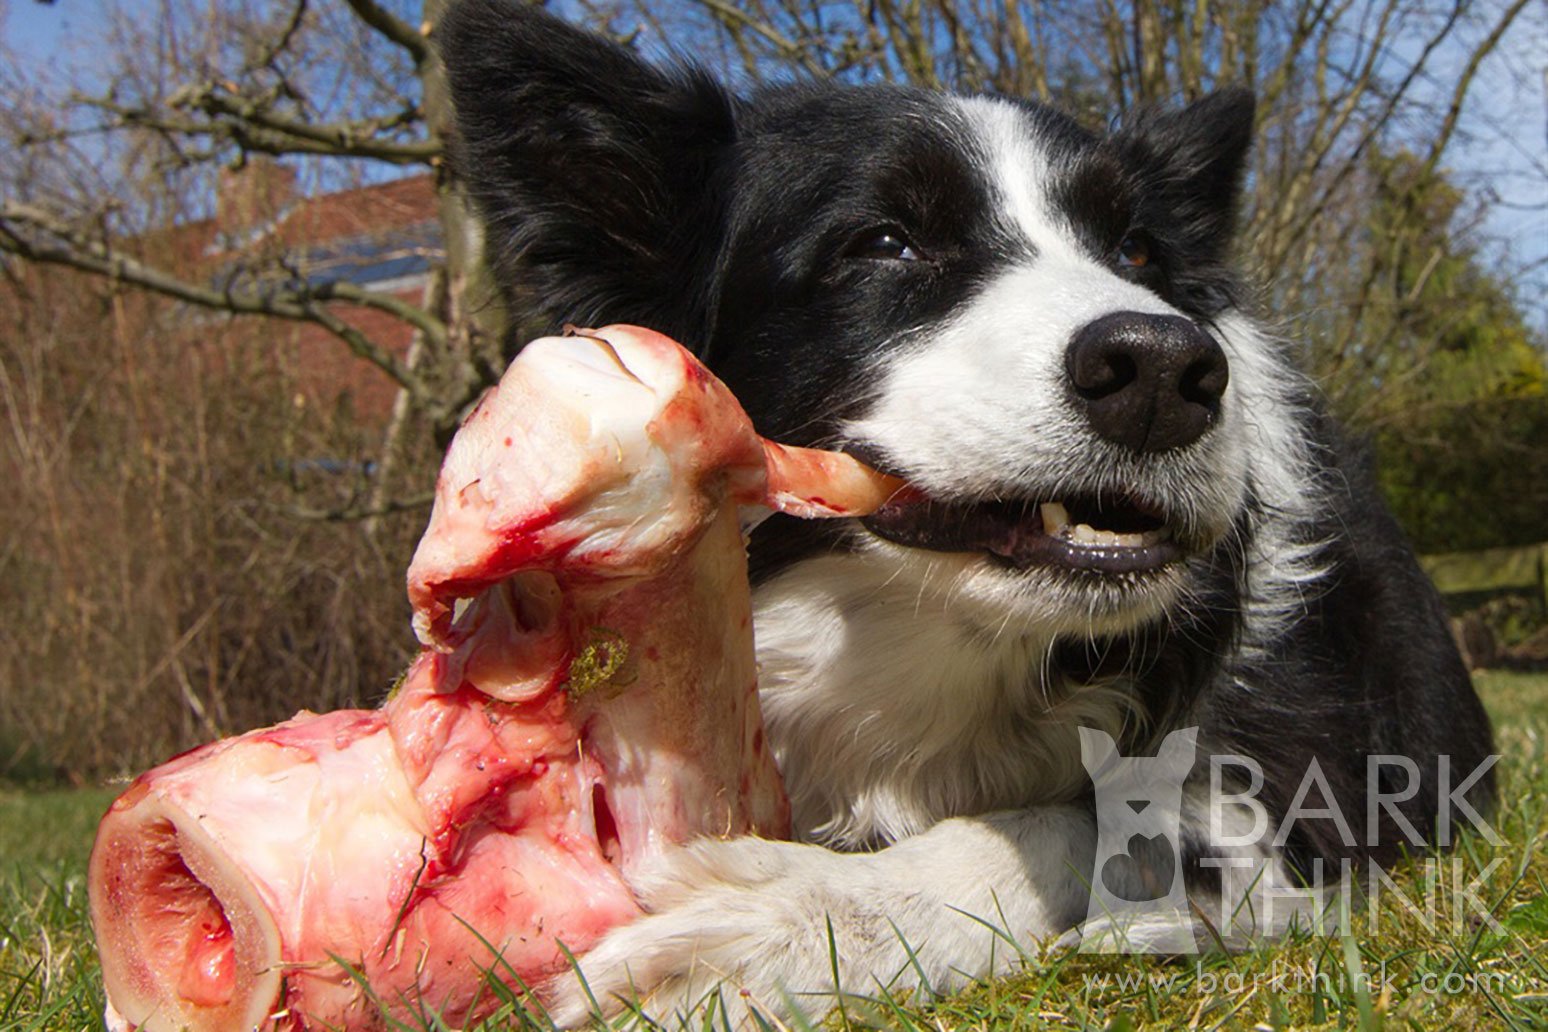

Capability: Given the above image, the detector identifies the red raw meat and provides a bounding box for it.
[88,325,903,1031]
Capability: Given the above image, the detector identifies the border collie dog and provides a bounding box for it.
[441,1,1495,1023]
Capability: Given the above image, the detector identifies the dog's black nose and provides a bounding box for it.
[1065,311,1228,453]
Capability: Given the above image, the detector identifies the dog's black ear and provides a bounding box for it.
[438,1,736,336]
[1116,87,1255,265]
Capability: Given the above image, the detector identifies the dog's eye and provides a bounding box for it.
[1117,232,1153,268]
[847,230,922,262]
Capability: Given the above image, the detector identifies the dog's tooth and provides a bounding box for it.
[1039,502,1070,535]
[1113,531,1145,548]
[1070,522,1099,544]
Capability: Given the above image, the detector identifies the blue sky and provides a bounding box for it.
[4,0,89,63]
[4,0,1544,330]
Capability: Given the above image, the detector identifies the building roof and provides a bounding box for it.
[199,169,443,296]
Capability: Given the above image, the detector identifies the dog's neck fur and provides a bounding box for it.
[752,551,1145,849]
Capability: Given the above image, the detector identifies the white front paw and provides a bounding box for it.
[544,837,893,1029]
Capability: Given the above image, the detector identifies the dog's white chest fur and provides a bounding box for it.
[752,551,1141,848]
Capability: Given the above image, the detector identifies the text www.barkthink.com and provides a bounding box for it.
[1080,961,1512,997]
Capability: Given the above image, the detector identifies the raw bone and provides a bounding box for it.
[88,325,902,1031]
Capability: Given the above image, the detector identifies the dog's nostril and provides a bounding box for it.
[1070,346,1137,401]
[1065,311,1229,454]
[1180,353,1229,409]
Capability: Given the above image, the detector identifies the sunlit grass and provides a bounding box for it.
[0,787,117,1031]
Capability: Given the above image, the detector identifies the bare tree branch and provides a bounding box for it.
[687,0,831,78]
[246,0,311,76]
[1417,0,1534,180]
[343,0,432,68]
[84,87,441,165]
[0,201,436,400]
[1251,0,1458,269]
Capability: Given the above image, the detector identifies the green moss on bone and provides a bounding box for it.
[565,628,633,700]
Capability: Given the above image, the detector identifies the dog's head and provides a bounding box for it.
[442,1,1311,644]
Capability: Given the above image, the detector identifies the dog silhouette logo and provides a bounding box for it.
[1079,725,1199,953]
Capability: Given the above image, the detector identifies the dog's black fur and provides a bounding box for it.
[439,0,1495,1019]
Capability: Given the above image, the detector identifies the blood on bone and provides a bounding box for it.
[88,325,902,1032]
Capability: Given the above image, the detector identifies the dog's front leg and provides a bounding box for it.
[544,806,1096,1028]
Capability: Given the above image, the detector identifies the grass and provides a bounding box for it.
[0,786,118,1030]
[4,674,1547,1030]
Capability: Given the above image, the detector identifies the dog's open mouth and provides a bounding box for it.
[861,492,1186,574]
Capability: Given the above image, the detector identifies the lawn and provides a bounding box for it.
[0,786,119,1030]
[4,673,1546,1031]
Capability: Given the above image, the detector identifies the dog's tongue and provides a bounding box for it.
[89,325,903,1032]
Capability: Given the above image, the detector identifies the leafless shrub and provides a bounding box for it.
[0,259,427,779]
